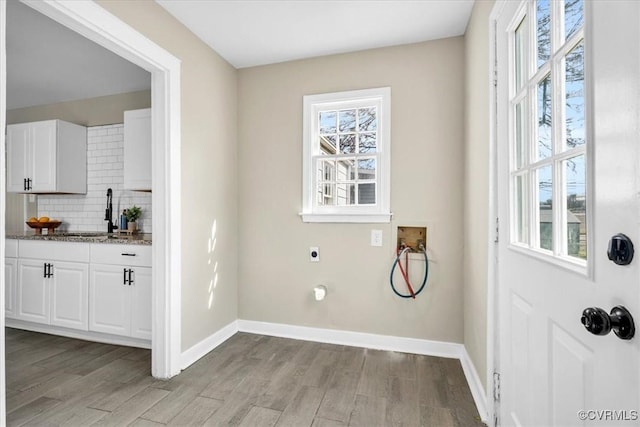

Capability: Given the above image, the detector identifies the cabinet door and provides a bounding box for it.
[123,109,151,191]
[130,267,152,340]
[17,259,49,324]
[89,264,131,336]
[50,261,89,331]
[30,121,57,192]
[5,258,17,319]
[6,124,30,192]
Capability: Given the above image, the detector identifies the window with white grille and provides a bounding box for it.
[301,88,391,223]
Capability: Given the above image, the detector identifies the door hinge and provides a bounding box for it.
[494,217,499,243]
[493,372,501,402]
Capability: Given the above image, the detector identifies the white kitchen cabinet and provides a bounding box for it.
[16,259,89,330]
[123,108,151,191]
[5,240,18,319]
[6,120,87,194]
[89,244,152,340]
[5,258,17,319]
[15,241,90,331]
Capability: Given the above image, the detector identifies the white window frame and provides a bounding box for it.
[301,87,391,223]
[507,0,589,273]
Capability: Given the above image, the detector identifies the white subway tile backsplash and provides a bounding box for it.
[37,124,152,233]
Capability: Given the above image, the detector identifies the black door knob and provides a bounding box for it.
[581,305,635,340]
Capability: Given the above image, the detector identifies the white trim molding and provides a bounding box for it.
[14,0,182,379]
[237,319,488,422]
[180,321,238,370]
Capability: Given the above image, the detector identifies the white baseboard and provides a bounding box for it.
[460,347,489,423]
[238,319,488,422]
[180,320,238,370]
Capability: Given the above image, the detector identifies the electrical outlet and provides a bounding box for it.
[309,246,320,262]
[371,229,383,247]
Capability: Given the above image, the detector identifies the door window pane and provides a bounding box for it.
[566,155,586,259]
[537,75,552,160]
[536,0,551,67]
[515,174,528,244]
[565,42,585,150]
[515,18,526,91]
[538,165,553,251]
[515,102,526,169]
[565,0,583,40]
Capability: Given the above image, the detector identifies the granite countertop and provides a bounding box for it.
[6,231,152,246]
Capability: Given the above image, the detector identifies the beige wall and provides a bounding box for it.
[238,39,465,343]
[464,0,495,390]
[96,0,238,352]
[6,90,151,126]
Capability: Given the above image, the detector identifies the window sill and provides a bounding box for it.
[300,212,392,223]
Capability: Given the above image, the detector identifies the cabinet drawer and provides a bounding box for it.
[19,240,90,263]
[90,244,152,267]
[6,239,18,258]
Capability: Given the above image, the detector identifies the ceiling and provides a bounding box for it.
[6,0,151,110]
[5,0,474,109]
[156,0,475,69]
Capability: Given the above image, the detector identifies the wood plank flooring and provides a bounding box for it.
[5,328,484,426]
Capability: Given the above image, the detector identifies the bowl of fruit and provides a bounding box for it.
[26,217,62,235]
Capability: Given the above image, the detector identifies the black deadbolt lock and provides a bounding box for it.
[607,233,634,265]
[581,305,635,340]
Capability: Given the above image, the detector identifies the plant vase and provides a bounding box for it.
[127,221,137,234]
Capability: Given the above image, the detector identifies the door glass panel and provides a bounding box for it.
[566,155,586,260]
[536,0,551,67]
[565,0,583,40]
[537,75,552,160]
[515,174,528,244]
[515,18,526,91]
[538,165,553,251]
[515,102,526,169]
[565,42,585,150]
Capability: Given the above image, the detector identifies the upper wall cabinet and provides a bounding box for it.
[123,108,151,191]
[7,120,87,194]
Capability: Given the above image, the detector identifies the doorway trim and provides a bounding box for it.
[0,4,182,418]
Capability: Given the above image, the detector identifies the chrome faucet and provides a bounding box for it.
[104,188,116,233]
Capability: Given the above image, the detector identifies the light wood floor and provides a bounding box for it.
[5,328,484,426]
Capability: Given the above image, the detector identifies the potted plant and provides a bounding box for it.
[125,205,142,233]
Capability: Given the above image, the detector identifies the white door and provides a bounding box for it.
[49,261,89,331]
[89,264,131,336]
[16,259,49,324]
[130,266,152,340]
[30,121,57,192]
[495,1,640,426]
[6,123,29,192]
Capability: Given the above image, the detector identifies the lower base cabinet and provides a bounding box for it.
[89,264,151,340]
[16,259,89,330]
[5,257,17,319]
